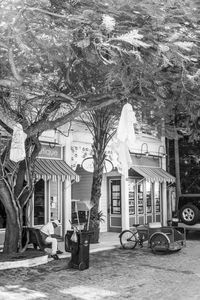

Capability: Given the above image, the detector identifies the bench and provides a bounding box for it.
[23,227,62,252]
[23,227,51,251]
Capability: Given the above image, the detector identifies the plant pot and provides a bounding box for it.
[90,227,100,244]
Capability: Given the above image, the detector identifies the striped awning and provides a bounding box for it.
[7,159,80,182]
[130,166,175,183]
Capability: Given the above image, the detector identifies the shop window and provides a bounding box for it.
[137,183,144,214]
[50,196,59,221]
[0,202,6,229]
[128,180,135,215]
[111,180,121,214]
[34,179,45,225]
[146,182,152,214]
[155,182,161,212]
[50,181,61,222]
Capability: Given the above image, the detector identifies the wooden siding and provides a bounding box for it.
[71,166,93,201]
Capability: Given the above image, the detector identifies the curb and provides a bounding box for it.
[0,254,48,270]
[0,245,119,270]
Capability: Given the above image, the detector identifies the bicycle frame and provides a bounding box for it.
[119,223,186,253]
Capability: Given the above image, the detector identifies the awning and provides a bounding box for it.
[130,166,175,183]
[7,159,80,182]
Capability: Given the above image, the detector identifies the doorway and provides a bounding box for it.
[108,178,121,232]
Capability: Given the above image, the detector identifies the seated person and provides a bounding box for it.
[40,220,63,260]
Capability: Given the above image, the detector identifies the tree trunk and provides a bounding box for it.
[87,109,116,242]
[174,137,181,213]
[90,148,105,243]
[0,179,20,253]
[0,137,41,254]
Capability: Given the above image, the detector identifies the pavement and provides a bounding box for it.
[1,231,200,299]
[57,231,120,259]
[0,232,120,270]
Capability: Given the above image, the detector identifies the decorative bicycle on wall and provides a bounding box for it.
[119,222,186,254]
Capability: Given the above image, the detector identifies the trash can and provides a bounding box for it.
[65,230,74,252]
[66,230,92,271]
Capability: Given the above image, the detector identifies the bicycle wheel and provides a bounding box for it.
[120,230,137,249]
[150,232,170,254]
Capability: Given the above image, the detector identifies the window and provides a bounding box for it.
[154,182,161,212]
[111,180,121,214]
[146,182,152,214]
[128,180,135,215]
[34,179,45,225]
[50,181,61,222]
[0,202,6,229]
[137,183,144,214]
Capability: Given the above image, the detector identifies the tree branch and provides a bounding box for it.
[0,120,13,134]
[26,98,118,137]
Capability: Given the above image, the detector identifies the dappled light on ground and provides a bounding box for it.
[61,285,118,299]
[0,285,47,300]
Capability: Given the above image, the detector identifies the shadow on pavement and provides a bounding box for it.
[186,230,200,240]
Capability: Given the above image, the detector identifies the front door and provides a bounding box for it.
[108,178,121,232]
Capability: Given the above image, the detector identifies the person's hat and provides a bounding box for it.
[52,220,59,226]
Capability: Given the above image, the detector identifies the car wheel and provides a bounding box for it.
[180,203,200,225]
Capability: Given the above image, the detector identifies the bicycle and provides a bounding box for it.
[119,222,186,254]
[119,224,148,250]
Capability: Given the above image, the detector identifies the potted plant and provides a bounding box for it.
[89,210,105,244]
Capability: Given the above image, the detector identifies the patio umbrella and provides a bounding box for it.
[112,103,137,177]
[10,123,27,162]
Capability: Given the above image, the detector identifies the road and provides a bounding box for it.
[0,231,200,300]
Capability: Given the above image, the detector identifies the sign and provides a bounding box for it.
[38,143,62,159]
[82,157,113,173]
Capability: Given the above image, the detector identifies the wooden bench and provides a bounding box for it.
[23,227,62,252]
[29,228,52,251]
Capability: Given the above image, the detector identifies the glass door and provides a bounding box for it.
[108,179,121,231]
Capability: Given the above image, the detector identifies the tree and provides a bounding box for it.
[0,0,134,253]
[0,0,162,253]
[0,0,200,253]
[83,0,200,236]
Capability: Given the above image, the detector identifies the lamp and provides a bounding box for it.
[141,143,149,157]
[158,145,166,157]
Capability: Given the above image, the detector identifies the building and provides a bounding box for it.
[69,121,175,233]
[0,119,175,247]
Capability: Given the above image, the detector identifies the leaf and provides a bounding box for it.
[168,32,181,42]
[110,30,150,48]
[174,41,194,51]
[76,38,90,48]
[159,44,170,52]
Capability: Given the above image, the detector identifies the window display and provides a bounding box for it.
[34,179,45,225]
[146,182,152,214]
[0,202,6,229]
[128,180,135,215]
[155,182,161,212]
[137,183,144,214]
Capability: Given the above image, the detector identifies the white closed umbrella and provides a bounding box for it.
[112,103,137,177]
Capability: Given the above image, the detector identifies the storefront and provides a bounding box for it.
[0,142,79,244]
[70,127,176,233]
[107,156,175,232]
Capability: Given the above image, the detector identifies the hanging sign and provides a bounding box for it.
[82,157,113,173]
[38,143,62,159]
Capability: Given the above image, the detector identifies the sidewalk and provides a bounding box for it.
[58,231,120,259]
[0,231,120,270]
